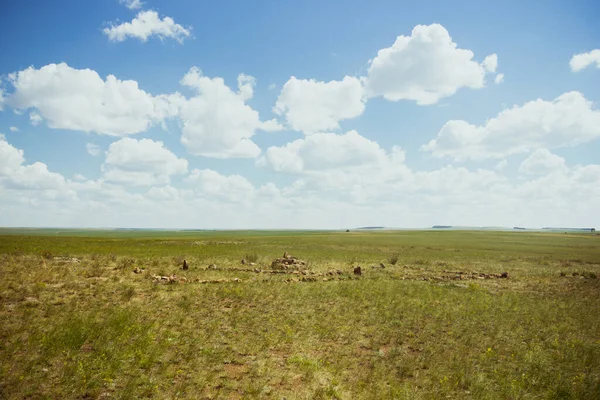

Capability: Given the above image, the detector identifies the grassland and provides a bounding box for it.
[0,229,599,399]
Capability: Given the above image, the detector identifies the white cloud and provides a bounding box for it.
[86,143,101,157]
[0,134,25,175]
[3,63,280,159]
[29,111,42,126]
[186,168,254,201]
[495,159,507,171]
[102,138,188,186]
[177,67,281,158]
[518,149,567,175]
[482,54,498,73]
[423,91,600,160]
[570,49,600,72]
[119,0,143,10]
[73,174,87,181]
[104,10,191,43]
[273,76,365,133]
[258,130,396,173]
[0,134,67,191]
[1,132,599,229]
[9,126,19,132]
[146,185,182,201]
[268,83,277,91]
[494,73,504,84]
[6,63,177,136]
[364,24,498,105]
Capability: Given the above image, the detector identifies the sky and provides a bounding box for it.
[0,0,599,229]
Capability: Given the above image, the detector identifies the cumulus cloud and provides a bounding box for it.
[86,143,101,157]
[518,149,567,175]
[495,159,507,171]
[186,169,254,201]
[0,134,67,190]
[177,67,281,158]
[9,126,19,132]
[1,131,599,229]
[364,24,498,105]
[423,91,600,160]
[570,49,600,72]
[258,130,398,173]
[29,111,42,126]
[273,76,365,133]
[494,73,504,84]
[102,138,188,186]
[104,10,191,43]
[119,0,143,10]
[6,63,178,136]
[482,54,498,73]
[3,63,279,159]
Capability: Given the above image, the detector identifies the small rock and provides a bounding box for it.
[182,259,189,270]
[241,259,246,265]
[133,267,143,274]
[249,262,256,266]
[208,264,217,269]
[379,263,386,269]
[353,266,362,276]
[500,272,509,279]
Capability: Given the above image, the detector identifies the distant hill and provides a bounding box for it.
[542,227,595,231]
[432,225,452,229]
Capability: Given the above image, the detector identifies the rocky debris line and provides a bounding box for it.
[152,274,187,284]
[205,265,345,277]
[192,278,241,284]
[53,257,81,264]
[285,276,361,283]
[152,274,241,284]
[446,271,509,280]
[397,272,510,282]
[560,271,597,279]
[270,252,307,270]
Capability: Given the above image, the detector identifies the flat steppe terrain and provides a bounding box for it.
[1,229,599,399]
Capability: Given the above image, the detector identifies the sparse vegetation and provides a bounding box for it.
[0,229,599,399]
[244,252,260,263]
[388,253,400,265]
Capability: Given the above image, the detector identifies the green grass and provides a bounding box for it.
[0,230,599,399]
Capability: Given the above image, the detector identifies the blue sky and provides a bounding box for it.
[0,0,599,228]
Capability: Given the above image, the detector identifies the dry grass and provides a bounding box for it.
[0,230,599,399]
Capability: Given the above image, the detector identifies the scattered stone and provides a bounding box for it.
[182,259,189,270]
[249,262,256,266]
[270,252,307,270]
[208,264,218,269]
[379,263,386,269]
[241,259,246,265]
[353,266,362,276]
[500,272,509,279]
[133,267,143,274]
